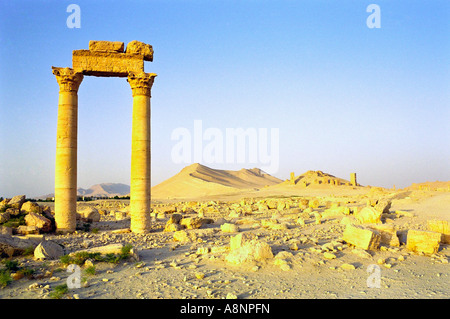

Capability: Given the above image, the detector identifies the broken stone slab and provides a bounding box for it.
[70,243,125,256]
[180,217,213,229]
[220,223,240,233]
[173,230,197,243]
[0,234,41,257]
[89,40,124,53]
[356,206,383,224]
[16,225,40,235]
[374,199,392,214]
[125,40,154,61]
[427,220,450,244]
[226,238,273,265]
[321,206,350,219]
[167,213,183,225]
[164,223,182,232]
[34,240,65,260]
[367,224,400,247]
[406,230,442,255]
[341,224,381,250]
[25,212,52,233]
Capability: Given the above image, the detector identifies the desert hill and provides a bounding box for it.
[77,183,130,197]
[151,163,283,199]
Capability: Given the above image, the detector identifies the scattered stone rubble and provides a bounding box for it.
[0,193,448,298]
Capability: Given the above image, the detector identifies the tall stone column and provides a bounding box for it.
[52,67,83,233]
[350,173,357,186]
[127,72,157,233]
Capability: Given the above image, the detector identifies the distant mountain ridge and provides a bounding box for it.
[77,183,130,197]
[37,183,130,199]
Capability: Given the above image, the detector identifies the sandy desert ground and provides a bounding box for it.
[0,167,449,300]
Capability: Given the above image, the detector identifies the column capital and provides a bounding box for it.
[127,72,157,97]
[52,67,83,93]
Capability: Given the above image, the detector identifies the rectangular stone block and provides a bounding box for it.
[342,224,381,250]
[406,229,442,254]
[72,50,144,77]
[89,40,124,53]
[367,224,400,247]
[427,220,450,244]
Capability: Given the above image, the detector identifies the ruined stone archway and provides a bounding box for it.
[52,40,156,233]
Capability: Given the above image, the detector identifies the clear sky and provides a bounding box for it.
[0,0,449,198]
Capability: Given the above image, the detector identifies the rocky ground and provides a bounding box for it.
[0,189,449,299]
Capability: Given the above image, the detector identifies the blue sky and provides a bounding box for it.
[0,0,449,197]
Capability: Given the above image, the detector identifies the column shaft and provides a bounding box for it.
[128,72,156,233]
[130,95,151,233]
[52,67,83,233]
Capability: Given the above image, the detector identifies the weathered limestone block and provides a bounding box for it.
[226,235,273,265]
[77,207,101,222]
[114,211,128,221]
[406,230,442,255]
[427,220,450,244]
[342,224,381,250]
[17,225,40,235]
[322,206,351,219]
[356,206,383,224]
[166,213,183,225]
[21,201,42,214]
[374,199,392,214]
[70,243,125,256]
[8,195,26,210]
[367,224,400,247]
[72,50,144,77]
[173,230,196,243]
[89,40,124,53]
[220,223,240,233]
[180,217,212,229]
[25,212,52,233]
[126,40,154,61]
[5,207,20,217]
[164,223,182,232]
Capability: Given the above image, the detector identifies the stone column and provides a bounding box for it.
[127,72,157,233]
[52,67,83,233]
[290,172,295,185]
[350,173,357,186]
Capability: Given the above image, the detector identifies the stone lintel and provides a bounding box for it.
[72,50,144,77]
